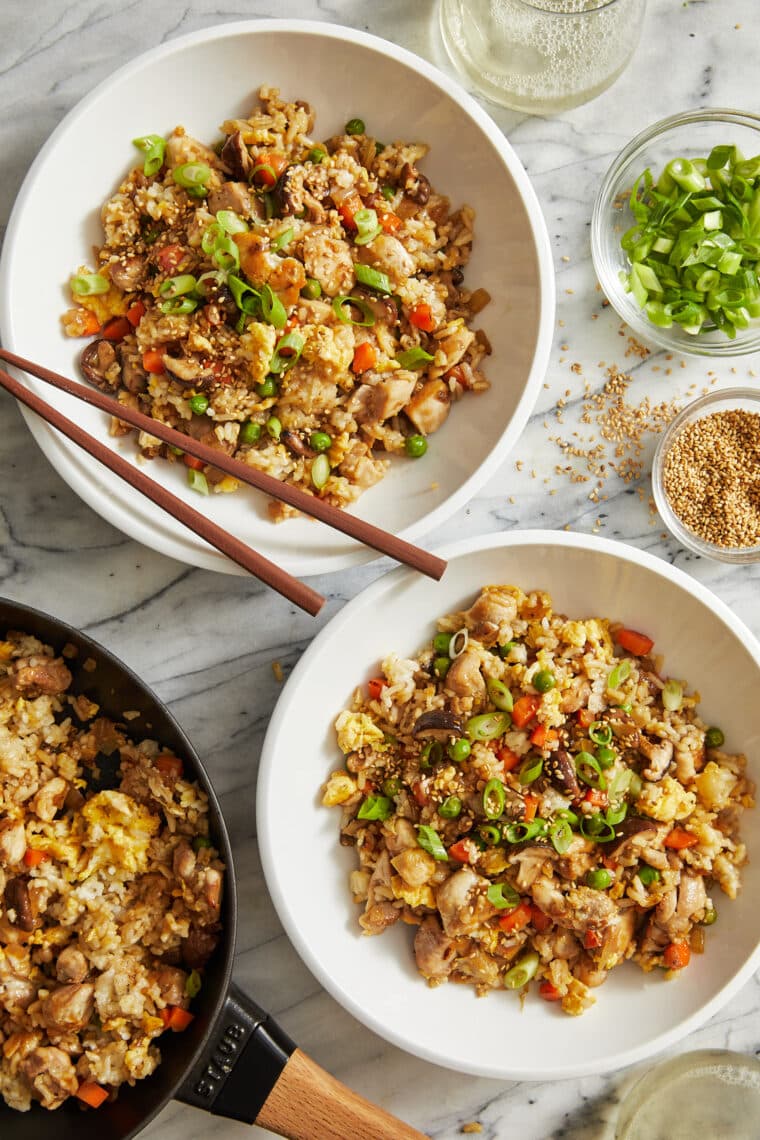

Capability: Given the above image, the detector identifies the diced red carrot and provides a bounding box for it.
[498,901,532,933]
[412,781,428,806]
[512,695,541,728]
[584,930,602,950]
[529,724,558,748]
[531,905,553,933]
[584,788,608,810]
[251,152,287,188]
[101,316,132,342]
[352,342,377,373]
[408,302,436,332]
[23,848,48,868]
[126,300,146,327]
[336,192,364,232]
[523,793,539,822]
[161,1005,195,1031]
[155,754,183,779]
[77,310,101,337]
[183,453,205,471]
[367,677,387,700]
[539,980,562,1001]
[142,348,166,374]
[615,628,654,656]
[497,746,521,774]
[448,839,473,864]
[379,212,402,234]
[663,940,691,970]
[664,827,699,850]
[157,244,185,273]
[75,1081,110,1108]
[576,708,596,729]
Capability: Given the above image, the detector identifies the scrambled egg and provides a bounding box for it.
[321,770,357,806]
[637,775,697,822]
[334,711,384,755]
[239,322,277,384]
[80,790,160,875]
[391,875,435,910]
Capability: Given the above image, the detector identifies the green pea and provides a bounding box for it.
[447,738,471,763]
[702,906,718,926]
[498,641,516,659]
[239,420,262,445]
[433,656,450,680]
[257,377,278,398]
[307,147,326,164]
[189,393,209,415]
[596,745,616,769]
[345,117,366,135]
[192,835,213,852]
[382,777,402,797]
[301,277,322,299]
[638,865,660,886]
[586,868,612,890]
[533,669,556,693]
[433,633,452,655]
[438,795,462,819]
[382,185,395,201]
[266,416,282,441]
[405,434,428,458]
[705,726,725,749]
[309,431,332,453]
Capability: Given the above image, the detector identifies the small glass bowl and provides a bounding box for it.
[652,387,760,563]
[591,108,760,357]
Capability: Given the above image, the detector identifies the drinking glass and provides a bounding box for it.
[439,0,647,115]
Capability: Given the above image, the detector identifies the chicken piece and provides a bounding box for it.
[572,952,608,988]
[173,842,197,881]
[154,966,188,1006]
[436,324,475,370]
[338,444,387,491]
[405,379,451,436]
[31,777,67,822]
[21,1046,79,1110]
[348,374,417,426]
[461,587,517,647]
[677,872,707,920]
[382,817,418,856]
[510,845,553,891]
[357,234,415,287]
[40,983,95,1033]
[414,915,456,981]
[597,908,636,970]
[560,677,591,715]
[55,945,88,985]
[435,867,496,936]
[391,847,436,888]
[674,726,706,783]
[639,735,674,781]
[207,181,253,218]
[359,900,400,935]
[0,819,26,867]
[301,230,354,296]
[443,647,486,702]
[11,656,72,698]
[233,232,306,306]
[204,867,223,911]
[531,879,617,938]
[454,946,501,990]
[556,836,596,882]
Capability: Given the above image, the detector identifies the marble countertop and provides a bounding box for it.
[2,1,760,1137]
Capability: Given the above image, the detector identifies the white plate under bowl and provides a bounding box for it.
[0,20,554,579]
[258,530,760,1079]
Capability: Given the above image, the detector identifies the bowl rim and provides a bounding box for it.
[652,385,760,562]
[0,17,556,578]
[257,527,760,1079]
[591,106,760,358]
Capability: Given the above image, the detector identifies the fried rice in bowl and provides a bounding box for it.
[0,20,554,578]
[257,532,760,1080]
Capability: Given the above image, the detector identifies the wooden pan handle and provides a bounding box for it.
[255,1048,428,1139]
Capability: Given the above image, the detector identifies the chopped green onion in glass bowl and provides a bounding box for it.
[591,108,760,357]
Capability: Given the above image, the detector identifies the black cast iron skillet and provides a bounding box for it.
[0,598,425,1140]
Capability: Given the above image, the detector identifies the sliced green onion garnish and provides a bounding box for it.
[354,263,392,294]
[518,755,543,786]
[466,712,510,742]
[260,284,287,329]
[311,453,331,490]
[332,295,376,326]
[212,233,240,272]
[505,819,546,844]
[596,745,616,770]
[416,824,448,861]
[133,134,166,177]
[185,969,202,998]
[381,185,395,201]
[478,824,501,846]
[487,882,520,910]
[161,296,198,315]
[504,952,539,990]
[269,331,305,374]
[486,677,513,712]
[216,210,249,234]
[187,469,208,494]
[358,794,393,821]
[607,658,633,690]
[70,272,109,296]
[579,813,616,843]
[420,740,443,770]
[575,751,606,791]
[354,208,381,246]
[438,795,462,819]
[549,818,573,855]
[588,722,612,747]
[605,800,628,827]
[662,679,683,711]
[266,416,282,441]
[271,226,294,252]
[173,162,212,197]
[396,347,434,369]
[160,274,197,298]
[482,778,506,820]
[382,777,402,797]
[227,273,262,315]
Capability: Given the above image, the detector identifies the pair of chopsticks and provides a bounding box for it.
[0,348,446,615]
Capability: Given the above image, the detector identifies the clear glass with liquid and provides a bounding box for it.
[439,0,647,115]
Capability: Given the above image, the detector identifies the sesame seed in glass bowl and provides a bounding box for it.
[652,388,760,563]
[591,109,760,358]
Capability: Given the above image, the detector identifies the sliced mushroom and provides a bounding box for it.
[639,735,674,781]
[182,923,219,969]
[3,875,34,932]
[220,130,253,181]
[55,945,88,984]
[399,162,431,205]
[274,165,326,222]
[412,710,464,739]
[543,749,581,801]
[80,338,119,391]
[444,647,486,701]
[353,285,397,325]
[281,430,316,459]
[11,655,72,698]
[109,255,146,292]
[207,180,253,218]
[405,379,451,436]
[605,816,659,858]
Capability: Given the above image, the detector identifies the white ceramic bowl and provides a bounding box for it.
[0,20,554,579]
[258,530,760,1080]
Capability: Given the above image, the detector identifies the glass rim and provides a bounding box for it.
[515,0,624,13]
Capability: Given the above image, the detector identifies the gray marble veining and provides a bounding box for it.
[2,1,760,1137]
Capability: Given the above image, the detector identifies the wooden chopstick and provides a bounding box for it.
[0,364,326,616]
[0,348,447,583]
